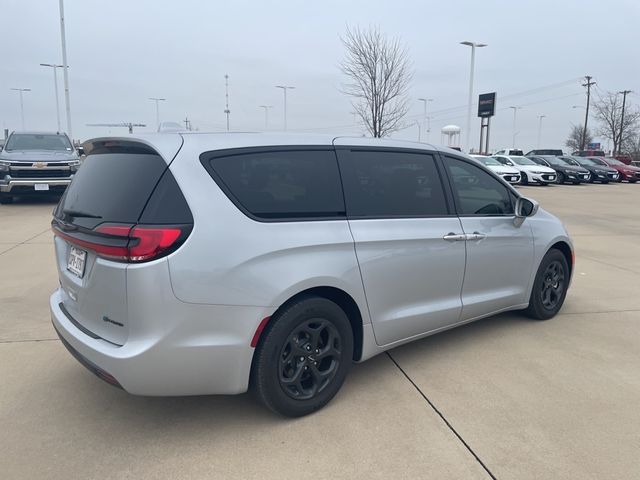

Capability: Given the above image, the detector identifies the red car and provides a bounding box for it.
[599,157,640,183]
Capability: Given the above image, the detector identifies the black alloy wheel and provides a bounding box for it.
[524,249,569,320]
[252,296,353,417]
[540,260,566,311]
[278,318,342,400]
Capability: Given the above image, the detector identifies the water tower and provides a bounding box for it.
[441,125,461,148]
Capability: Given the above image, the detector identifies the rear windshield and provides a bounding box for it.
[56,152,168,229]
[5,133,72,151]
[530,149,563,156]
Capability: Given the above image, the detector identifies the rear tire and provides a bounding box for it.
[252,296,353,417]
[524,249,569,320]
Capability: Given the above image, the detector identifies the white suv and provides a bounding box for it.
[50,134,573,416]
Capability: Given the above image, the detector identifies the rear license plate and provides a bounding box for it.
[34,184,49,191]
[67,246,87,278]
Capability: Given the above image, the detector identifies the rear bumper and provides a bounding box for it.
[0,178,71,193]
[50,288,269,396]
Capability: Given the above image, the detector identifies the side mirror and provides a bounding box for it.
[515,196,539,219]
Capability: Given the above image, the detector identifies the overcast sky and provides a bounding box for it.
[1,0,638,151]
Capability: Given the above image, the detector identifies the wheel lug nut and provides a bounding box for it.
[299,357,304,362]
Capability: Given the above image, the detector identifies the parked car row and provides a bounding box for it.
[470,153,640,186]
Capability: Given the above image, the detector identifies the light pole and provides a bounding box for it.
[40,63,64,131]
[509,106,521,148]
[418,98,433,142]
[275,85,295,130]
[460,41,487,152]
[224,74,230,131]
[259,105,273,129]
[537,115,546,148]
[10,88,31,130]
[59,0,73,139]
[149,98,166,130]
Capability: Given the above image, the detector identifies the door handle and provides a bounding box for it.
[443,232,467,242]
[467,231,486,241]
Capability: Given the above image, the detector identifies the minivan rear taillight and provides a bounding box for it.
[52,223,191,263]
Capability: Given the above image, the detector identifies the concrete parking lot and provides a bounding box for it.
[1,184,639,480]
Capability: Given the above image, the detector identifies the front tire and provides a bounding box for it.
[520,172,528,185]
[524,249,569,320]
[0,194,13,205]
[252,296,353,417]
[556,172,565,184]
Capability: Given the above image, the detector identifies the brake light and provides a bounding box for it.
[128,227,182,262]
[52,223,189,263]
[95,225,184,262]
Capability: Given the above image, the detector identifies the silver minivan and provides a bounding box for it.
[50,134,573,417]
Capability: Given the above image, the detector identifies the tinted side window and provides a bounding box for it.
[339,150,448,217]
[205,149,345,220]
[444,156,514,216]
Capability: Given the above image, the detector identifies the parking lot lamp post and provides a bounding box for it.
[275,85,295,131]
[10,88,31,130]
[537,115,546,148]
[149,98,166,130]
[418,98,433,143]
[259,105,273,129]
[509,106,521,148]
[40,64,64,131]
[59,0,73,139]
[460,41,487,152]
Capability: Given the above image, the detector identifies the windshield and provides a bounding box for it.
[605,158,625,166]
[579,157,606,166]
[510,156,537,166]
[545,157,569,166]
[5,133,72,151]
[477,157,502,166]
[560,157,580,166]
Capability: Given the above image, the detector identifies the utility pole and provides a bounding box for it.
[59,0,73,140]
[40,64,64,131]
[581,75,596,151]
[259,105,273,129]
[224,74,230,131]
[617,90,632,154]
[148,97,165,130]
[183,117,192,131]
[10,88,31,130]
[509,106,521,148]
[275,85,295,130]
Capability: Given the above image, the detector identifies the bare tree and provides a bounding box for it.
[340,26,412,138]
[565,124,592,152]
[592,92,640,154]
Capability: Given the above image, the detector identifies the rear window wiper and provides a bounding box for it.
[62,209,102,219]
